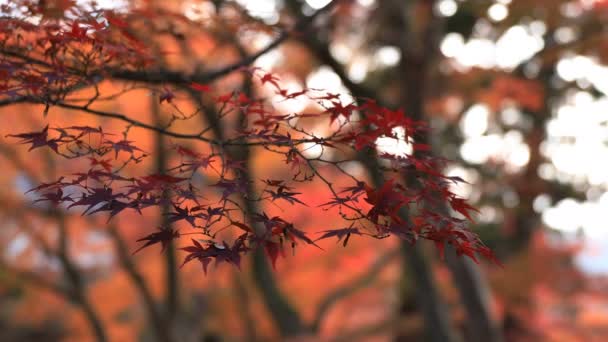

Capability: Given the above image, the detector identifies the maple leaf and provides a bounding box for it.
[189,82,211,92]
[105,139,145,159]
[33,188,73,206]
[64,125,105,136]
[454,240,479,264]
[105,12,129,28]
[180,238,247,274]
[276,88,308,99]
[340,181,366,197]
[166,205,204,227]
[325,101,358,123]
[265,185,307,206]
[26,176,68,194]
[263,240,284,269]
[68,21,88,40]
[126,174,188,197]
[133,228,180,254]
[476,245,503,267]
[173,144,200,158]
[71,169,129,184]
[68,187,123,215]
[212,178,249,200]
[231,221,253,233]
[318,196,353,209]
[88,157,112,172]
[449,197,479,222]
[159,88,175,103]
[6,125,60,153]
[262,179,285,187]
[85,199,137,219]
[314,92,340,101]
[181,155,215,172]
[283,224,322,249]
[315,227,362,246]
[364,179,408,224]
[259,72,281,89]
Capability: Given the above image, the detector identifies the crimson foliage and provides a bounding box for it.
[1,1,499,273]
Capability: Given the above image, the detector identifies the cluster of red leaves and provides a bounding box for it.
[7,76,499,271]
[3,2,499,272]
[0,3,153,100]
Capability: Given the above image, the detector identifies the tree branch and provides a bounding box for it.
[310,248,400,332]
[108,224,174,342]
[103,1,338,86]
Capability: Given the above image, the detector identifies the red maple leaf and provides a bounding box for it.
[315,227,363,246]
[133,228,180,254]
[6,125,60,153]
[189,82,211,92]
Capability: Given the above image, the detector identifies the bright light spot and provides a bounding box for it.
[441,22,544,70]
[440,33,465,58]
[5,234,30,259]
[500,106,522,126]
[560,1,584,18]
[495,25,544,69]
[556,57,577,82]
[538,163,556,180]
[357,0,376,6]
[375,46,401,66]
[459,129,529,171]
[435,0,458,17]
[529,20,547,36]
[445,165,478,199]
[253,34,283,69]
[533,194,552,213]
[183,1,216,21]
[503,190,519,208]
[306,66,354,106]
[445,96,464,116]
[330,42,353,64]
[460,134,502,164]
[341,161,366,178]
[270,79,308,114]
[348,58,369,83]
[554,26,578,44]
[307,66,342,90]
[542,198,582,234]
[306,0,332,9]
[488,3,508,22]
[543,93,608,187]
[460,104,490,137]
[300,141,325,159]
[236,0,279,24]
[460,39,496,68]
[92,0,128,9]
[479,205,499,223]
[76,0,128,10]
[255,50,282,70]
[375,127,413,158]
[503,130,530,169]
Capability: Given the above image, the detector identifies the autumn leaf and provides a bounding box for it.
[189,82,211,92]
[88,157,112,172]
[315,227,363,247]
[259,72,281,89]
[6,125,60,153]
[264,241,282,269]
[133,228,180,254]
[180,238,247,274]
[449,197,479,222]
